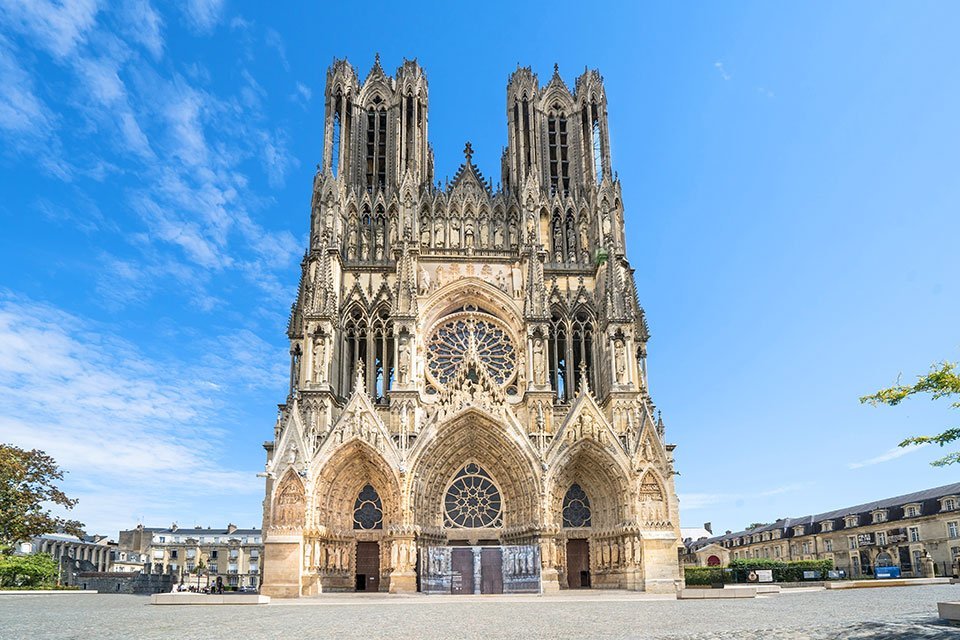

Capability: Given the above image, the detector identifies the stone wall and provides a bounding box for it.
[76,572,175,594]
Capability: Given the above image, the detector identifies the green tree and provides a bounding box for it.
[0,553,59,588]
[0,445,84,552]
[860,361,960,466]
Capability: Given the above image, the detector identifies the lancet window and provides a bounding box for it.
[562,484,592,528]
[548,308,595,402]
[340,306,394,400]
[331,94,342,178]
[353,484,384,530]
[548,107,570,195]
[371,307,394,403]
[365,97,387,192]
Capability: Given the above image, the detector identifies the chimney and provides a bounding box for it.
[227,523,237,534]
[704,522,713,534]
[171,523,178,532]
[725,530,732,535]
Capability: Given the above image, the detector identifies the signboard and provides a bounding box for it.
[857,533,875,547]
[802,570,821,580]
[886,528,907,544]
[756,569,774,583]
[875,566,901,579]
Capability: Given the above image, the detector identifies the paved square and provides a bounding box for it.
[2,585,959,639]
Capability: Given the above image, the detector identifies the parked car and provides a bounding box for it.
[238,586,258,593]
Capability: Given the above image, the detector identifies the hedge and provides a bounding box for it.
[685,559,835,585]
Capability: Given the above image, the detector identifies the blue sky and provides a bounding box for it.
[1,1,959,538]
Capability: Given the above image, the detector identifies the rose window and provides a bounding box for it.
[444,463,503,528]
[426,312,516,388]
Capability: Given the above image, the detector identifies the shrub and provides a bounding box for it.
[0,553,59,588]
[727,558,834,582]
[683,566,732,586]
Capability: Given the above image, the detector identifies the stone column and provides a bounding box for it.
[261,534,303,598]
[538,533,561,593]
[387,534,418,594]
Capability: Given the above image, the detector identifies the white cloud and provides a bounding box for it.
[848,443,930,469]
[183,0,224,33]
[0,0,100,58]
[265,27,287,70]
[714,61,731,81]
[0,36,55,135]
[120,0,163,60]
[0,293,280,534]
[680,482,810,511]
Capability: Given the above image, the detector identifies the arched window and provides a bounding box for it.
[591,102,603,184]
[353,484,383,530]
[342,307,367,392]
[522,97,532,172]
[365,97,387,192]
[370,307,394,403]
[444,463,502,528]
[548,107,569,195]
[331,95,341,178]
[707,555,721,567]
[562,483,592,527]
[571,310,594,394]
[548,310,567,401]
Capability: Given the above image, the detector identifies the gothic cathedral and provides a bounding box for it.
[260,57,682,597]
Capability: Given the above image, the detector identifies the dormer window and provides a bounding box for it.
[942,497,958,512]
[904,504,921,518]
[793,526,805,536]
[872,510,887,523]
[821,521,833,533]
[844,516,859,528]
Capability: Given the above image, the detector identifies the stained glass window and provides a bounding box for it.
[353,484,383,530]
[444,463,502,528]
[562,483,592,528]
[426,313,516,388]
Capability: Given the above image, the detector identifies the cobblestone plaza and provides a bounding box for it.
[2,586,958,639]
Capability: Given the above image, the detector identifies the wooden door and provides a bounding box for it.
[480,548,503,594]
[450,548,474,594]
[355,542,380,592]
[566,538,591,589]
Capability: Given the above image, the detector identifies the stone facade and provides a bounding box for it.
[687,482,960,577]
[260,57,682,597]
[23,533,114,585]
[118,524,263,589]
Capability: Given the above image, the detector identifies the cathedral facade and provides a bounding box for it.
[260,57,682,597]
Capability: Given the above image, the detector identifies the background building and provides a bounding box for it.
[687,482,960,577]
[19,533,114,585]
[118,524,263,589]
[260,57,682,597]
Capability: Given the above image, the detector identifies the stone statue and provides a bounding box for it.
[532,338,546,384]
[313,336,326,383]
[418,267,431,295]
[614,339,627,384]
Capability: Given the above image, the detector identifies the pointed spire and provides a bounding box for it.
[354,360,365,394]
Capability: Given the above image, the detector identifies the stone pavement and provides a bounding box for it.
[0,585,958,639]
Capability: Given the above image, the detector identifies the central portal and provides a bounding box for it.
[421,545,539,594]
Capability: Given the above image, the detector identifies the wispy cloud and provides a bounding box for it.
[0,293,282,534]
[714,61,731,81]
[848,443,930,469]
[183,0,224,34]
[681,482,811,510]
[0,0,100,58]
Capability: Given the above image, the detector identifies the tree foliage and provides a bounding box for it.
[0,553,59,588]
[860,361,960,466]
[0,445,84,552]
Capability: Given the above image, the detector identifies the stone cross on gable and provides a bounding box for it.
[463,141,473,163]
